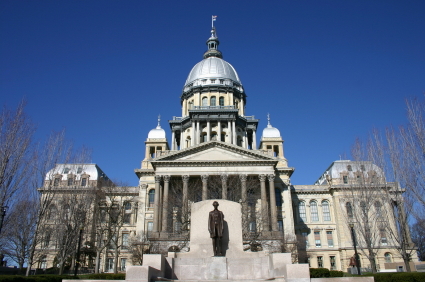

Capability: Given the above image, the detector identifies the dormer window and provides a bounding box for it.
[347,165,352,171]
[68,178,73,186]
[210,79,216,84]
[77,167,83,174]
[219,79,224,84]
[81,178,87,187]
[63,168,70,174]
[54,178,60,187]
[360,165,365,171]
[202,79,207,84]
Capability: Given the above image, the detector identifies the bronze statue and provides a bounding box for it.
[208,201,224,256]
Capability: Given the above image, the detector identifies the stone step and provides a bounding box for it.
[155,279,286,282]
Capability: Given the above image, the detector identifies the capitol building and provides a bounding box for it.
[39,25,417,274]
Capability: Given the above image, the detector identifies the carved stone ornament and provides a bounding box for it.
[220,174,228,182]
[259,174,267,182]
[182,175,189,183]
[267,174,275,182]
[201,174,209,183]
[239,174,247,182]
[154,175,162,183]
[141,184,148,189]
[163,175,170,183]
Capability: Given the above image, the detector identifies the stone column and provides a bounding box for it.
[182,175,189,217]
[207,121,210,141]
[268,174,278,231]
[196,121,200,144]
[259,174,270,231]
[253,130,257,150]
[221,174,228,200]
[232,120,236,145]
[162,175,170,232]
[191,122,195,146]
[153,175,161,232]
[217,121,221,142]
[180,130,184,150]
[227,120,232,144]
[240,174,248,226]
[243,131,248,149]
[201,175,209,201]
[171,131,175,150]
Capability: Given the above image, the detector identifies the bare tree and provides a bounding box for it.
[411,219,425,261]
[0,100,35,232]
[129,233,154,265]
[26,131,91,275]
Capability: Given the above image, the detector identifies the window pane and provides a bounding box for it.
[149,190,155,207]
[311,201,319,222]
[210,97,216,106]
[299,202,307,222]
[322,201,331,221]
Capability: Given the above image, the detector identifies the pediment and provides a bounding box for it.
[154,141,276,162]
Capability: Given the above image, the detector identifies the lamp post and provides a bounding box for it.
[0,206,8,235]
[349,223,361,275]
[74,227,84,277]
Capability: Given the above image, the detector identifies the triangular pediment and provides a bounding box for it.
[153,141,276,162]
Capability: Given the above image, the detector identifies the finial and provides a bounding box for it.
[157,114,161,128]
[212,15,217,28]
[267,113,271,127]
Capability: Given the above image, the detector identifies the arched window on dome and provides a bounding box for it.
[202,97,208,106]
[148,190,155,208]
[210,96,216,106]
[219,97,224,106]
[310,201,319,222]
[188,101,193,110]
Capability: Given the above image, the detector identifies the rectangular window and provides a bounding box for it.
[210,79,216,84]
[120,258,127,272]
[219,79,224,84]
[106,258,114,272]
[330,256,336,270]
[278,220,283,231]
[314,231,321,248]
[317,256,323,268]
[54,178,60,186]
[122,233,129,249]
[299,203,307,222]
[380,229,388,245]
[322,203,331,221]
[327,231,334,247]
[67,178,73,186]
[343,175,348,184]
[249,222,256,232]
[147,221,153,231]
[81,178,87,186]
[123,213,131,224]
[302,232,309,248]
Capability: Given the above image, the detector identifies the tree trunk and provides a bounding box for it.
[95,251,101,274]
[367,249,377,273]
[114,247,119,274]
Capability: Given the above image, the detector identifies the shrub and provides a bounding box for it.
[309,268,330,278]
[373,272,425,282]
[0,275,78,282]
[329,270,344,277]
[85,273,125,280]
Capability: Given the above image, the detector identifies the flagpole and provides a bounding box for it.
[212,16,214,28]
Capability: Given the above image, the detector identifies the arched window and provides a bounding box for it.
[148,190,155,207]
[384,252,392,263]
[124,202,132,210]
[346,202,353,219]
[210,96,216,106]
[299,202,307,222]
[40,256,47,269]
[219,97,224,106]
[310,201,319,222]
[322,200,331,221]
[202,97,208,106]
[275,188,282,207]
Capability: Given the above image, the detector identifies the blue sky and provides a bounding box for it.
[1,0,424,186]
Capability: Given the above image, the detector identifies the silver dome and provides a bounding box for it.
[262,115,281,138]
[185,57,241,86]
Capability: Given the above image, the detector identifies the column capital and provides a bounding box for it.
[220,174,228,182]
[182,175,190,183]
[154,175,162,183]
[239,174,247,182]
[163,175,170,183]
[259,174,267,182]
[201,174,209,183]
[141,184,148,189]
[267,174,275,182]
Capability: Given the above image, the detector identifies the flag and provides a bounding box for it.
[212,15,217,21]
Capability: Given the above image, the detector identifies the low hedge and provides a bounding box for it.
[329,270,344,277]
[310,268,330,278]
[0,275,78,282]
[372,272,425,282]
[84,273,125,280]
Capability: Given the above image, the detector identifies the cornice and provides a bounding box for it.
[152,160,278,168]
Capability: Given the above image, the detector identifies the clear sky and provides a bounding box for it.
[1,0,424,186]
